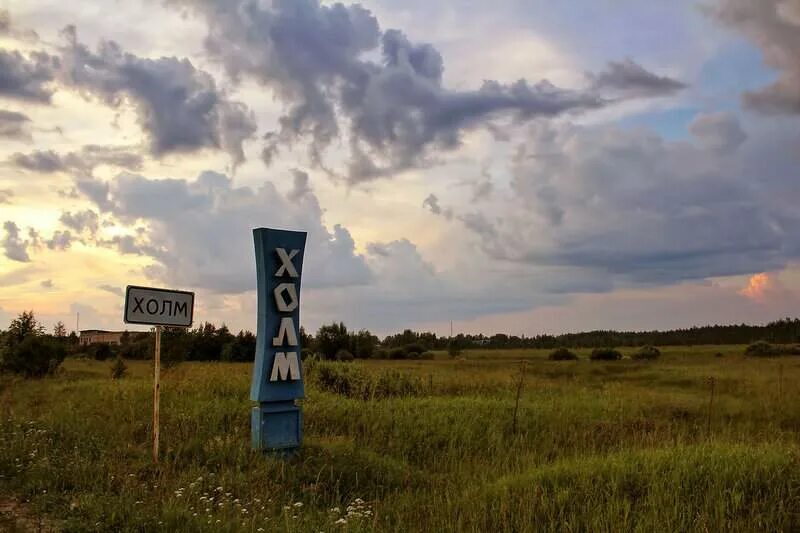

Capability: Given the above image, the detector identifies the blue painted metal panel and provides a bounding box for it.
[250,228,307,403]
[250,227,307,452]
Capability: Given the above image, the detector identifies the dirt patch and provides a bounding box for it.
[0,497,58,532]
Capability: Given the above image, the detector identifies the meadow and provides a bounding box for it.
[1,346,799,531]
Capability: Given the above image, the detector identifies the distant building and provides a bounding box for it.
[79,330,125,346]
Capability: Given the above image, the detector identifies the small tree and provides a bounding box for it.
[53,321,67,338]
[110,356,128,379]
[447,339,462,358]
[1,311,64,377]
[316,322,349,360]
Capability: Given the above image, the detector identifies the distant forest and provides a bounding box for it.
[93,317,800,362]
[3,313,800,365]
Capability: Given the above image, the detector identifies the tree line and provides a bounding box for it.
[2,311,800,377]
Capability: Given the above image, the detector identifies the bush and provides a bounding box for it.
[309,361,424,399]
[447,340,462,358]
[88,342,113,361]
[632,345,661,360]
[373,348,389,359]
[745,341,779,357]
[420,351,435,360]
[407,351,420,360]
[403,343,426,356]
[110,356,128,379]
[744,341,800,357]
[590,347,622,361]
[389,347,407,360]
[1,336,65,377]
[548,348,578,361]
[335,349,354,362]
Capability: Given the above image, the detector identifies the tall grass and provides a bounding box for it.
[1,348,799,531]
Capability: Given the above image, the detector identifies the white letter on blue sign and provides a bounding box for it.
[275,248,299,278]
[274,283,298,312]
[270,352,301,381]
[272,317,298,347]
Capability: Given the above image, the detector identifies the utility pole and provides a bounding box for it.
[450,320,453,338]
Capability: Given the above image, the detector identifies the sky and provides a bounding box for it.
[0,0,799,337]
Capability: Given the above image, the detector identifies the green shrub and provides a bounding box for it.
[403,343,426,355]
[1,335,65,377]
[389,347,407,359]
[420,351,435,360]
[632,345,661,360]
[88,342,113,361]
[336,349,355,362]
[744,341,800,357]
[373,348,389,359]
[590,347,622,361]
[110,356,128,379]
[310,361,423,399]
[745,341,779,357]
[548,348,578,361]
[407,351,420,360]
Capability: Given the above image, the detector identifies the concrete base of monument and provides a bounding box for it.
[251,401,302,452]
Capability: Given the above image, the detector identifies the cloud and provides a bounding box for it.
[0,189,12,204]
[40,279,53,288]
[60,209,99,235]
[76,169,372,292]
[98,284,123,297]
[58,27,257,164]
[587,59,687,98]
[689,111,747,153]
[739,272,790,303]
[422,193,452,219]
[2,221,31,262]
[8,145,143,175]
[287,169,312,202]
[712,0,800,114]
[440,118,800,288]
[0,9,39,43]
[0,110,33,140]
[46,230,73,251]
[174,0,611,182]
[0,49,57,103]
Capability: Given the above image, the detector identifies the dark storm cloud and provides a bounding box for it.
[588,59,686,97]
[713,0,800,114]
[8,145,143,174]
[173,0,608,182]
[58,27,257,163]
[0,109,33,140]
[447,119,800,286]
[0,49,57,103]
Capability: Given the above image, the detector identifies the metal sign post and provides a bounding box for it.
[123,285,194,464]
[251,228,307,453]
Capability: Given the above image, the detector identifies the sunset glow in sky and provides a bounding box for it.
[1,0,798,335]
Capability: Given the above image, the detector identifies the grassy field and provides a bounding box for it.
[2,346,799,531]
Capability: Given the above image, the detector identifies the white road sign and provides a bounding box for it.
[124,285,194,327]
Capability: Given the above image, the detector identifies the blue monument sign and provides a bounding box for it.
[251,227,307,452]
